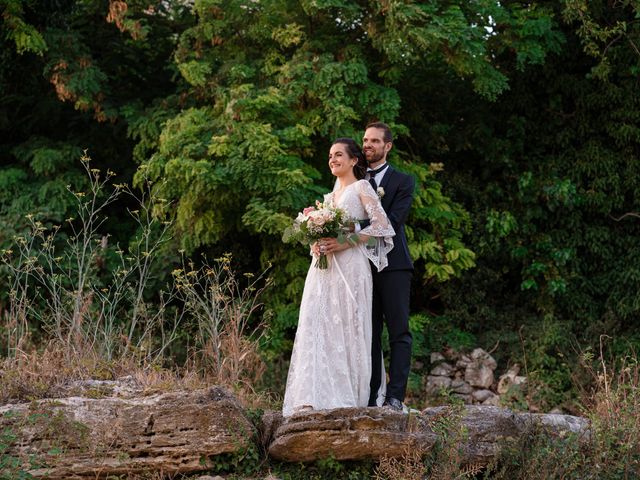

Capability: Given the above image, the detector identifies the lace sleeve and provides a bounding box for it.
[355,180,395,271]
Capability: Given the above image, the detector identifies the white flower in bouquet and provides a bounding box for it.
[282,201,356,268]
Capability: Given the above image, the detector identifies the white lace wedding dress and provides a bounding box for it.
[282,179,395,417]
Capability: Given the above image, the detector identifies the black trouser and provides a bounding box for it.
[368,269,412,406]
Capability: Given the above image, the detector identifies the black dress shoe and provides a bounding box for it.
[382,397,403,411]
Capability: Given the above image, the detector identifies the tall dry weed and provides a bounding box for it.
[487,337,639,479]
[0,158,271,406]
[174,254,271,395]
[578,337,640,478]
[0,156,179,364]
[375,447,426,480]
[374,404,484,480]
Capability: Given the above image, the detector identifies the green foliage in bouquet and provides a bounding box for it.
[283,201,364,268]
[283,203,346,245]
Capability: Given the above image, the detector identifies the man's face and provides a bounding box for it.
[362,127,391,165]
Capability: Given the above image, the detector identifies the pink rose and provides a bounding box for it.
[303,206,316,216]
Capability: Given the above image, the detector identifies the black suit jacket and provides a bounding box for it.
[372,166,415,272]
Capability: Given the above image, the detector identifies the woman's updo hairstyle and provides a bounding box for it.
[332,137,367,180]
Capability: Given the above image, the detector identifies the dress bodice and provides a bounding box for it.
[325,179,395,272]
[328,180,368,220]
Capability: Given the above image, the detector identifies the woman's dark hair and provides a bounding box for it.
[332,137,367,180]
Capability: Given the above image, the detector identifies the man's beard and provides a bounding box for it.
[365,149,384,164]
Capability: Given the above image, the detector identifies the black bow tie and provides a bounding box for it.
[368,164,388,189]
[368,164,389,178]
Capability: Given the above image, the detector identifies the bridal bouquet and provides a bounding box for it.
[282,201,356,269]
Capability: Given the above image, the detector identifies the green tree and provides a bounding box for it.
[423,1,640,407]
[138,0,575,352]
[0,0,193,312]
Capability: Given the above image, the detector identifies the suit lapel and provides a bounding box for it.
[379,166,394,190]
[379,166,395,208]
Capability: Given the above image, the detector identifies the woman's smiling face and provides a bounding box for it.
[328,142,355,178]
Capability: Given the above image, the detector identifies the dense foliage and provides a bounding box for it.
[2,0,640,409]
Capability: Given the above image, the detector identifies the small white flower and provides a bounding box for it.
[376,187,385,198]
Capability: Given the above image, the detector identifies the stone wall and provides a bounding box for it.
[425,348,527,406]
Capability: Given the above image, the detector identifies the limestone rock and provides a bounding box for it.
[268,405,590,465]
[498,365,527,395]
[463,349,498,389]
[465,363,495,389]
[455,355,472,369]
[430,352,446,363]
[59,375,143,398]
[535,413,588,437]
[470,348,498,370]
[452,393,473,404]
[482,395,501,407]
[514,376,527,387]
[268,407,436,462]
[501,378,514,393]
[260,409,285,446]
[430,362,455,376]
[451,379,473,395]
[1,387,254,479]
[425,375,452,395]
[504,364,521,377]
[471,389,495,403]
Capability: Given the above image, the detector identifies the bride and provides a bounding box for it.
[282,138,395,417]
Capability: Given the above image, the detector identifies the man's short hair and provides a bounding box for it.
[365,121,393,143]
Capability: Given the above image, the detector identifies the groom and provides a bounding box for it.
[363,122,415,411]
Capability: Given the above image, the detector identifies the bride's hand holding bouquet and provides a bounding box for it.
[282,200,358,269]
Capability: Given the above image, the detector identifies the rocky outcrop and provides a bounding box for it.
[0,387,254,479]
[267,405,589,464]
[1,382,590,478]
[268,407,434,462]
